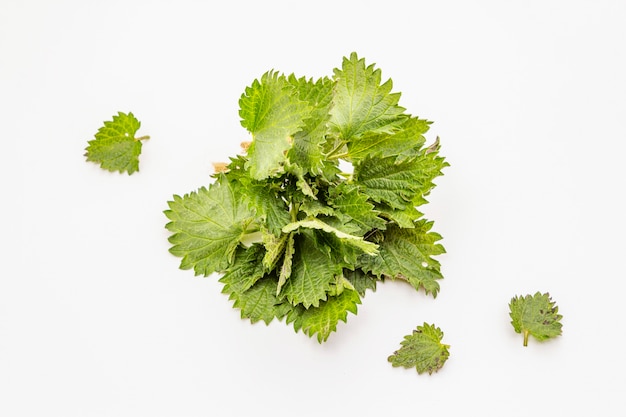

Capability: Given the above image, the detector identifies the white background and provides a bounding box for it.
[2,1,625,415]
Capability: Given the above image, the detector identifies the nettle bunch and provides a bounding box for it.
[164,53,448,342]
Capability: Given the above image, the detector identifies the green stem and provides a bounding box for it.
[290,202,300,222]
[240,230,263,246]
[523,330,529,347]
[333,152,349,160]
[326,141,347,160]
[136,135,150,141]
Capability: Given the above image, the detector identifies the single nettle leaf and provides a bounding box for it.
[85,111,149,174]
[287,75,334,176]
[376,204,424,229]
[241,180,291,236]
[327,274,357,297]
[343,268,378,297]
[286,162,317,199]
[240,71,311,179]
[309,227,362,270]
[287,289,361,343]
[354,144,448,210]
[228,275,292,325]
[329,52,407,140]
[219,245,266,295]
[360,222,445,297]
[220,246,291,324]
[509,292,563,346]
[276,232,296,295]
[388,323,450,375]
[328,183,386,235]
[354,155,423,210]
[300,198,336,217]
[164,174,257,276]
[261,231,289,271]
[279,233,341,308]
[282,218,379,256]
[347,117,430,163]
[411,139,450,206]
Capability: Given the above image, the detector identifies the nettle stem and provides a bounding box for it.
[241,230,263,246]
[136,135,151,141]
[523,330,530,347]
[290,202,301,222]
[326,140,348,160]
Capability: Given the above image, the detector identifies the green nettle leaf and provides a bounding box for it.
[342,268,378,297]
[300,199,336,217]
[276,232,295,295]
[239,71,311,180]
[388,323,450,375]
[347,117,430,163]
[227,275,292,325]
[328,183,387,235]
[509,292,563,346]
[220,245,266,295]
[287,75,334,176]
[352,138,448,209]
[279,233,341,308]
[165,53,448,345]
[240,181,291,236]
[85,111,149,174]
[411,139,450,206]
[164,174,257,276]
[329,52,407,140]
[309,227,364,269]
[262,232,289,271]
[376,203,423,229]
[287,289,361,343]
[282,218,379,256]
[353,155,424,210]
[360,222,445,297]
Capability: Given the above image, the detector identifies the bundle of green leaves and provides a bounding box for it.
[164,53,448,342]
